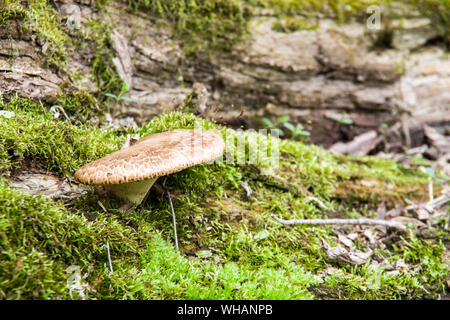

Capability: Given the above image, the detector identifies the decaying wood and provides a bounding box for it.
[3,1,450,147]
[110,29,134,88]
[329,130,379,156]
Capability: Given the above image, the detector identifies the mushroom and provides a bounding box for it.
[74,129,225,250]
[74,129,225,205]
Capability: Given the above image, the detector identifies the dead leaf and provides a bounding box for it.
[385,207,403,218]
[322,240,372,265]
[329,130,380,156]
[363,229,377,246]
[347,233,359,241]
[337,233,354,248]
[424,125,450,156]
[7,172,89,200]
[414,207,430,221]
[391,216,427,229]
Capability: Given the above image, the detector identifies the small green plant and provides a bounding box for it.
[410,157,449,183]
[331,113,353,125]
[283,122,310,141]
[261,115,290,136]
[422,166,449,184]
[413,155,426,166]
[261,116,310,141]
[105,81,132,102]
[379,123,389,134]
[423,166,435,178]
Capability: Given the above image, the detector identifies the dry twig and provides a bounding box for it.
[163,177,179,251]
[305,196,328,210]
[106,241,113,275]
[49,105,71,123]
[271,214,407,231]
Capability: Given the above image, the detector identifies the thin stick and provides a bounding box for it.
[305,196,328,210]
[106,241,113,275]
[98,200,108,213]
[427,194,450,208]
[167,189,179,251]
[163,177,179,251]
[50,105,72,124]
[446,212,449,230]
[271,214,407,231]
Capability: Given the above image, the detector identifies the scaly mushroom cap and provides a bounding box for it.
[74,129,225,185]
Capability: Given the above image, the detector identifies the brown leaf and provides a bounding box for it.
[329,130,380,156]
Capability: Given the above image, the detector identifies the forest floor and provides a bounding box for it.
[0,0,449,300]
[0,96,449,299]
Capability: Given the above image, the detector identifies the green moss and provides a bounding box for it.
[112,0,450,54]
[87,19,123,97]
[1,0,448,299]
[138,235,315,299]
[0,181,146,299]
[55,91,102,124]
[1,0,70,67]
[3,0,448,77]
[248,0,379,23]
[0,96,123,176]
[0,104,447,299]
[124,0,251,55]
[111,0,450,58]
[1,1,123,111]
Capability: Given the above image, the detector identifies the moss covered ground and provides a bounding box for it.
[0,96,448,299]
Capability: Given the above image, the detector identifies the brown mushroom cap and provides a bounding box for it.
[74,129,225,185]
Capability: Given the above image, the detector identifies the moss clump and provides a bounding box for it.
[108,0,450,60]
[0,0,70,67]
[0,96,123,176]
[0,181,148,299]
[247,0,450,45]
[138,235,316,299]
[87,19,124,98]
[1,1,123,109]
[55,91,102,124]
[105,0,450,55]
[124,0,251,54]
[0,180,317,299]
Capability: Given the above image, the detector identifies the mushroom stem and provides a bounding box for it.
[105,177,158,205]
